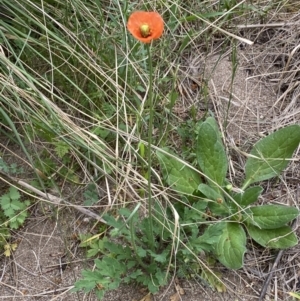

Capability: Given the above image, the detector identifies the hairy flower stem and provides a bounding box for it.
[146,44,155,253]
[129,216,148,269]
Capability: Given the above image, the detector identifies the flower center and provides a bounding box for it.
[140,24,151,38]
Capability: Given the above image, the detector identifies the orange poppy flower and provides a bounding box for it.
[127,11,164,43]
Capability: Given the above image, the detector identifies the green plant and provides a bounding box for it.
[83,183,99,206]
[0,186,30,230]
[0,159,31,254]
[0,158,23,175]
[0,185,30,253]
[157,116,300,269]
[73,201,225,298]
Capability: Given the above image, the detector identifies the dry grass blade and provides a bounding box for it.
[0,171,107,224]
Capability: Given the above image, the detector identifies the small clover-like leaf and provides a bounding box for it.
[8,187,20,201]
[4,208,14,217]
[0,194,10,206]
[10,200,23,211]
[9,211,28,229]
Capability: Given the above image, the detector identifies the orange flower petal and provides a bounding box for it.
[127,11,164,43]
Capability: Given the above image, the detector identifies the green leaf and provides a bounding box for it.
[10,200,23,211]
[233,186,263,207]
[104,241,125,256]
[54,140,70,158]
[87,248,100,258]
[205,116,221,134]
[183,200,207,223]
[103,214,123,229]
[4,208,14,217]
[157,148,201,195]
[128,269,143,279]
[9,211,28,229]
[0,195,10,207]
[149,250,168,263]
[9,187,20,201]
[73,277,97,292]
[84,239,105,258]
[125,261,137,270]
[116,246,132,261]
[0,158,10,173]
[198,183,223,201]
[24,200,31,206]
[198,183,228,215]
[95,290,105,300]
[154,269,166,286]
[193,223,224,252]
[94,257,126,277]
[243,125,300,188]
[192,199,208,212]
[79,233,94,247]
[196,117,228,189]
[136,247,147,258]
[247,224,298,249]
[83,183,99,206]
[216,222,246,269]
[245,205,299,229]
[82,269,103,282]
[107,278,122,290]
[148,281,159,293]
